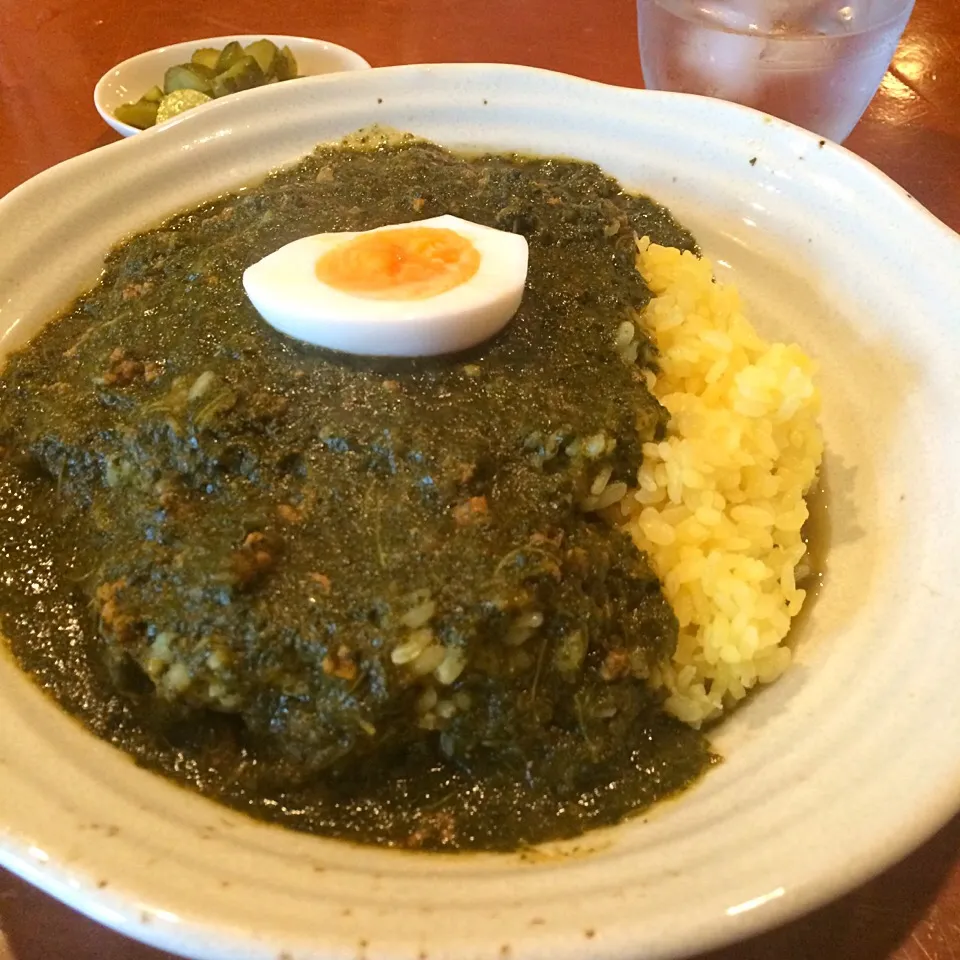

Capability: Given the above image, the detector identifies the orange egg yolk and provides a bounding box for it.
[315,226,481,300]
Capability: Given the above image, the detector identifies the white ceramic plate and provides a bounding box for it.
[93,34,371,137]
[3,63,960,960]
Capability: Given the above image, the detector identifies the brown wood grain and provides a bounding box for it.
[1,0,959,956]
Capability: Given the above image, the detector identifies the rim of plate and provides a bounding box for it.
[3,62,960,960]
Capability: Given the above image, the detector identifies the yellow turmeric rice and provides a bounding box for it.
[629,239,823,725]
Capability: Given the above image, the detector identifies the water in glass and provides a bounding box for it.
[637,0,915,141]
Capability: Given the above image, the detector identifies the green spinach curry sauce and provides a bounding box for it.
[0,135,715,851]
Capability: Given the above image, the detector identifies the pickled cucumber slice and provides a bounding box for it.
[191,47,220,71]
[142,85,165,103]
[114,99,160,129]
[244,38,279,76]
[215,41,245,72]
[274,44,299,81]
[163,63,215,96]
[156,89,212,124]
[211,56,265,97]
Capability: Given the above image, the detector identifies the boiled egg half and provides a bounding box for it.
[242,215,529,356]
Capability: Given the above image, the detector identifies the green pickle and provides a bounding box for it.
[163,63,215,96]
[244,38,280,76]
[211,56,265,97]
[191,47,221,71]
[215,40,246,72]
[113,98,159,129]
[275,44,298,81]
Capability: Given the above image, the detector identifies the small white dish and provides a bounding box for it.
[93,35,371,137]
[3,63,960,960]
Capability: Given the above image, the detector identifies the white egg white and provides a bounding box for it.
[242,214,529,357]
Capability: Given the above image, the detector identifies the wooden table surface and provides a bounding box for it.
[1,0,959,957]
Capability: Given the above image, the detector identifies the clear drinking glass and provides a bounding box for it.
[637,0,915,142]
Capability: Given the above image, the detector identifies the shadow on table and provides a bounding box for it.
[4,814,960,959]
[698,812,960,960]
